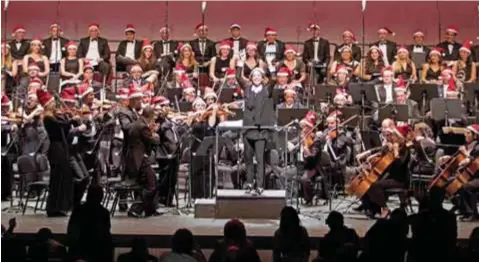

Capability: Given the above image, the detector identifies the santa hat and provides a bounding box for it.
[60,79,80,89]
[11,26,26,36]
[128,86,143,99]
[446,26,459,35]
[394,124,411,139]
[174,64,186,75]
[60,87,77,103]
[30,36,42,46]
[397,45,409,54]
[83,61,94,71]
[233,87,243,98]
[277,67,291,77]
[333,93,347,104]
[28,62,40,71]
[219,40,232,50]
[142,84,153,97]
[177,42,192,52]
[382,66,394,76]
[50,23,61,30]
[195,23,208,31]
[78,83,94,98]
[1,95,11,107]
[467,124,479,136]
[124,24,136,33]
[413,30,425,38]
[130,64,143,73]
[264,27,277,36]
[342,29,357,43]
[429,47,444,57]
[203,87,217,100]
[300,111,317,127]
[28,90,38,100]
[151,96,170,107]
[1,41,10,49]
[159,26,169,34]
[116,88,130,100]
[29,77,44,88]
[459,40,472,54]
[229,23,241,30]
[64,41,77,50]
[441,68,454,80]
[192,97,206,108]
[394,76,407,93]
[225,68,236,79]
[246,41,257,50]
[339,45,352,53]
[369,45,383,55]
[284,45,297,55]
[335,65,349,75]
[284,85,296,96]
[326,110,342,122]
[446,77,458,96]
[182,74,195,93]
[378,27,395,36]
[142,39,153,51]
[36,89,54,107]
[88,23,100,32]
[307,23,320,31]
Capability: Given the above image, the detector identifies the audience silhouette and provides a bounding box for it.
[273,206,310,262]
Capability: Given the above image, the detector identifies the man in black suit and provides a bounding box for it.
[77,23,111,77]
[42,24,69,72]
[371,27,397,66]
[115,24,142,72]
[407,31,431,63]
[257,27,286,74]
[437,26,462,63]
[190,23,216,73]
[153,27,178,78]
[395,85,420,119]
[9,26,30,62]
[334,30,361,62]
[226,23,248,57]
[124,102,161,217]
[240,67,275,194]
[302,23,330,83]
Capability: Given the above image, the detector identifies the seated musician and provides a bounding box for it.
[60,41,84,80]
[277,86,303,109]
[333,30,362,62]
[181,82,197,103]
[81,61,103,95]
[27,77,44,94]
[176,43,199,79]
[209,40,234,84]
[354,125,411,218]
[406,31,431,63]
[421,47,444,84]
[328,65,350,89]
[203,88,227,124]
[17,62,42,93]
[391,46,417,82]
[410,122,436,175]
[330,46,360,82]
[299,111,320,204]
[115,24,142,73]
[222,68,240,89]
[137,40,160,86]
[123,64,151,90]
[278,45,306,86]
[394,77,420,119]
[167,64,186,89]
[357,46,385,83]
[453,41,477,84]
[374,66,396,104]
[273,67,291,89]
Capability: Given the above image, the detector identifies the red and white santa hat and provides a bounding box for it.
[50,23,61,30]
[413,30,425,38]
[441,67,454,80]
[116,88,130,100]
[335,65,349,75]
[229,23,241,30]
[378,27,395,36]
[1,95,11,107]
[333,93,347,104]
[64,40,77,50]
[36,89,54,107]
[246,41,257,50]
[83,61,94,71]
[397,45,409,54]
[124,24,136,33]
[225,68,236,79]
[429,47,444,57]
[11,26,26,36]
[394,76,407,93]
[307,23,320,31]
[277,67,291,77]
[459,40,472,54]
[284,45,297,55]
[339,45,353,53]
[88,23,100,32]
[264,27,277,36]
[60,87,77,103]
[151,96,170,108]
[195,23,208,31]
[393,124,411,139]
[343,29,357,43]
[182,74,196,94]
[284,85,296,96]
[159,26,170,34]
[30,36,42,46]
[1,41,10,49]
[28,62,40,71]
[177,42,192,52]
[79,83,94,98]
[203,87,217,100]
[128,85,143,99]
[142,84,153,97]
[326,110,342,123]
[130,64,143,73]
[467,124,479,136]
[369,45,383,55]
[300,111,317,127]
[192,97,206,108]
[174,64,186,75]
[446,77,458,96]
[382,65,394,76]
[60,79,81,89]
[219,40,232,50]
[28,90,38,100]
[29,77,44,88]
[446,25,459,35]
[141,39,152,51]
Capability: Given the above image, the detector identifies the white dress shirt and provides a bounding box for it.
[125,41,135,59]
[379,43,389,65]
[384,83,394,103]
[251,85,263,94]
[15,42,21,50]
[313,38,319,62]
[413,45,424,53]
[86,39,101,65]
[232,39,240,56]
[448,44,453,54]
[162,40,170,56]
[49,39,62,63]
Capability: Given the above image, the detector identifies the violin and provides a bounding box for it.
[197,103,236,122]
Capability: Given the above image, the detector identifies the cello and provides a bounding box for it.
[428,151,467,190]
[445,156,479,197]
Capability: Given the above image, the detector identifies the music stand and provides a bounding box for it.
[273,88,285,105]
[379,104,409,123]
[348,83,377,104]
[228,108,243,121]
[464,83,479,106]
[361,130,382,150]
[313,85,336,107]
[430,98,463,122]
[166,88,183,104]
[409,84,439,113]
[277,108,309,126]
[218,88,235,104]
[178,101,192,112]
[340,106,361,127]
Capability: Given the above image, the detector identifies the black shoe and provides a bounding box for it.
[353,204,365,212]
[145,211,163,217]
[255,187,264,195]
[47,211,67,217]
[244,184,253,194]
[461,214,479,222]
[119,203,128,212]
[127,210,142,218]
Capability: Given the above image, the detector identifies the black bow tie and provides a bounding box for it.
[199,39,206,43]
[379,41,387,45]
[127,40,134,43]
[415,45,422,48]
[52,38,58,41]
[267,42,275,46]
[162,40,170,44]
[313,39,319,43]
[91,38,98,42]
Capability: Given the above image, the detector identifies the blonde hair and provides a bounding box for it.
[2,51,13,70]
[179,46,197,68]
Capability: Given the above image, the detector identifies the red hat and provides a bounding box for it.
[125,24,136,33]
[233,87,243,98]
[116,88,129,100]
[50,23,61,30]
[30,36,42,46]
[335,65,349,75]
[300,111,317,127]
[394,124,411,139]
[225,68,236,79]
[142,84,153,97]
[382,65,394,76]
[1,95,11,107]
[229,23,241,30]
[326,110,343,122]
[343,29,357,43]
[159,26,169,33]
[79,83,94,98]
[28,62,40,71]
[88,23,100,32]
[378,27,395,36]
[307,23,320,31]
[29,77,44,90]
[394,76,407,93]
[64,40,77,50]
[467,124,479,136]
[195,23,207,31]
[459,40,472,54]
[246,41,257,50]
[36,89,54,107]
[130,64,143,73]
[441,67,454,79]
[1,41,10,49]
[83,60,94,71]
[174,64,186,75]
[203,87,217,100]
[284,45,297,55]
[177,42,192,52]
[277,67,291,77]
[446,77,458,96]
[181,75,195,93]
[413,30,425,38]
[284,85,296,96]
[151,96,170,106]
[192,97,206,108]
[142,39,153,51]
[128,86,143,99]
[397,45,409,54]
[60,87,77,103]
[264,27,277,36]
[339,45,353,53]
[429,47,444,57]
[11,26,26,36]
[369,45,382,55]
[219,40,232,50]
[446,26,458,35]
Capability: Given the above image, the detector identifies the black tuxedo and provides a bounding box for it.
[407,44,431,61]
[436,41,461,61]
[42,36,69,60]
[153,39,178,59]
[257,40,286,63]
[115,39,142,72]
[471,44,479,63]
[77,37,111,62]
[189,38,216,64]
[227,37,248,53]
[334,43,362,62]
[371,40,397,65]
[302,37,331,65]
[9,39,30,60]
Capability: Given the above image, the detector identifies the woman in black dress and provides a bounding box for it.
[358,45,385,83]
[22,37,49,80]
[454,40,477,83]
[60,41,83,80]
[209,40,234,83]
[392,46,417,82]
[240,41,266,81]
[421,47,444,84]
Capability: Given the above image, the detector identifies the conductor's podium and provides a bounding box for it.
[194,189,286,219]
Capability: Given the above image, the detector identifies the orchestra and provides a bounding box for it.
[1,21,478,221]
